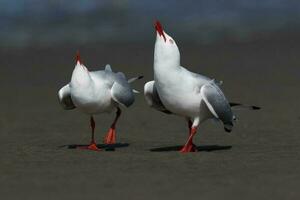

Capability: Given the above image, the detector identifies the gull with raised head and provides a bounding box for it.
[144,21,259,153]
[59,52,142,151]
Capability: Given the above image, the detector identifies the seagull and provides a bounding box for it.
[144,21,259,153]
[58,52,142,151]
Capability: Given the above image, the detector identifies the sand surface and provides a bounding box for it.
[0,40,299,200]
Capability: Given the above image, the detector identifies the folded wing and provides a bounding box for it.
[111,74,135,107]
[201,82,233,131]
[144,81,172,114]
[58,84,76,110]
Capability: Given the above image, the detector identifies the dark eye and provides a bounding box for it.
[169,39,174,44]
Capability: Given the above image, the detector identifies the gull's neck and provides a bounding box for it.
[154,56,180,70]
[153,33,180,68]
[153,44,181,74]
[153,50,181,88]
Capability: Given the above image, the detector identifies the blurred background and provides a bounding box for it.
[1,1,300,200]
[1,0,300,48]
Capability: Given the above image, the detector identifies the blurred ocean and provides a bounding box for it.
[1,0,300,48]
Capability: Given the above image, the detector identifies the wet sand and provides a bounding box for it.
[0,39,300,200]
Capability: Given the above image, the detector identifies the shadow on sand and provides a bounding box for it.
[58,143,130,151]
[150,145,232,152]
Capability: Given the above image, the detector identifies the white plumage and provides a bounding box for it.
[144,21,234,152]
[58,53,142,151]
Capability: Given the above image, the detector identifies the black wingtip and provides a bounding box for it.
[224,122,233,133]
[229,102,241,107]
[224,127,232,133]
[230,102,261,110]
[138,75,144,80]
[252,106,261,110]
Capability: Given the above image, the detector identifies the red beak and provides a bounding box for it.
[155,20,166,42]
[76,51,81,64]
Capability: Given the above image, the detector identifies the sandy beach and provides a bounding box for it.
[0,38,299,199]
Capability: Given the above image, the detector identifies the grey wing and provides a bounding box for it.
[58,84,76,110]
[111,75,135,107]
[144,81,172,114]
[105,64,112,72]
[200,82,233,130]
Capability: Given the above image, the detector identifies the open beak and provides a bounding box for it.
[155,20,166,42]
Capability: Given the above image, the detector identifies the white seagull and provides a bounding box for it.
[58,52,142,151]
[144,21,258,153]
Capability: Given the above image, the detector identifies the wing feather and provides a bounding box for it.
[144,81,172,114]
[58,84,76,110]
[200,82,233,124]
[111,80,134,107]
[105,64,112,72]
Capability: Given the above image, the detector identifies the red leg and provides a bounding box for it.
[104,108,121,144]
[180,126,198,153]
[187,120,196,148]
[78,116,101,151]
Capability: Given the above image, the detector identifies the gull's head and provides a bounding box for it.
[71,51,91,86]
[74,51,88,72]
[154,20,180,65]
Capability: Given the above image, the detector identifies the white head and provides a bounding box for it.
[154,21,180,67]
[70,52,91,87]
